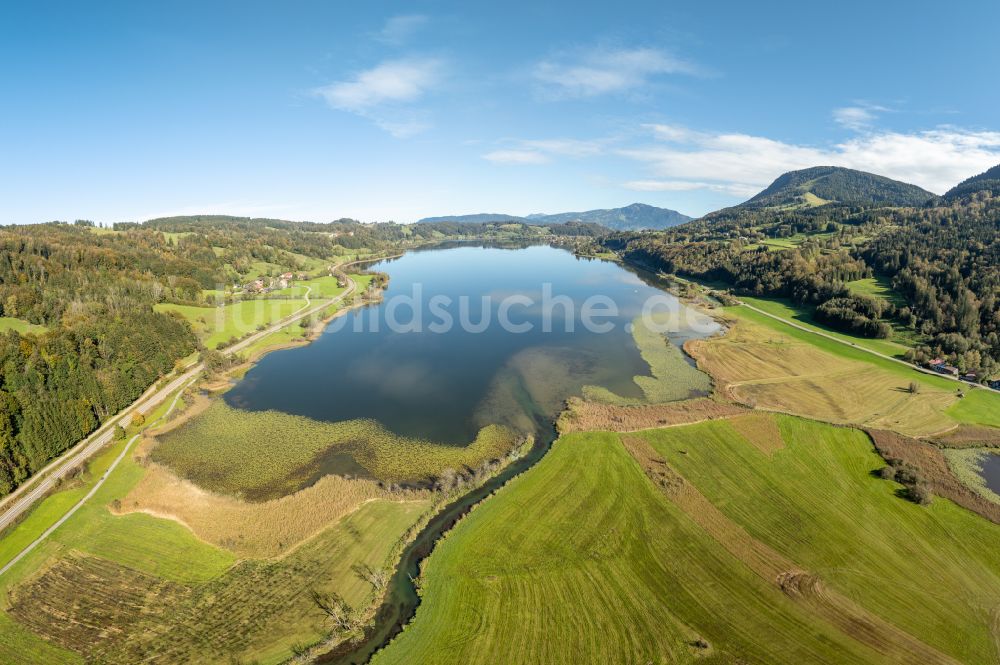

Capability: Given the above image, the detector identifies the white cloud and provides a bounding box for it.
[533,47,701,98]
[375,14,428,45]
[620,123,1000,196]
[833,106,876,130]
[833,102,891,131]
[313,58,444,136]
[314,58,443,112]
[482,150,550,165]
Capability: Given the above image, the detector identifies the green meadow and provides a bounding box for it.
[374,416,1000,664]
[0,317,47,336]
[155,298,307,349]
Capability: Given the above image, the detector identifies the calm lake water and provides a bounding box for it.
[982,452,1000,495]
[225,244,716,444]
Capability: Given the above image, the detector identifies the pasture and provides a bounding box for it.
[155,298,306,349]
[373,416,1000,664]
[740,295,915,357]
[150,401,523,500]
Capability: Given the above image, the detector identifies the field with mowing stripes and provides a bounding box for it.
[373,416,1000,664]
[688,305,1000,436]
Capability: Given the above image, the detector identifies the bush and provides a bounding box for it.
[907,483,933,506]
[878,465,896,481]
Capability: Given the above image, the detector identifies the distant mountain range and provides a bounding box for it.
[739,166,936,210]
[418,203,692,231]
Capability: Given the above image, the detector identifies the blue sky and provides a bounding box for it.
[2,0,999,224]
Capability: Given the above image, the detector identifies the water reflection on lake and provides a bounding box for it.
[224,244,718,444]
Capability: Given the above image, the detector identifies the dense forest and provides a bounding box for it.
[0,216,600,494]
[602,166,1000,378]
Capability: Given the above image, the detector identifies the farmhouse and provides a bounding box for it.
[280,272,294,280]
[929,360,959,376]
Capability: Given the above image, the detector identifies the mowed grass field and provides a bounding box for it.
[155,298,306,349]
[689,304,1000,436]
[374,416,1000,664]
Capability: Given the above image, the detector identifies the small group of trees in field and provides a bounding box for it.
[879,458,933,505]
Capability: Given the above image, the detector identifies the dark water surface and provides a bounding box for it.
[225,244,715,443]
[982,452,1000,495]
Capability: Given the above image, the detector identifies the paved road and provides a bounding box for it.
[0,268,360,538]
[738,301,1000,396]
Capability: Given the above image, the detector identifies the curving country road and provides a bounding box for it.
[0,267,361,543]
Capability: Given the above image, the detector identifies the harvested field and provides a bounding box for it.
[151,401,522,500]
[868,429,1000,524]
[557,395,746,434]
[8,500,430,664]
[121,462,431,557]
[688,308,965,437]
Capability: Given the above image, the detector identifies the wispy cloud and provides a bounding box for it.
[482,149,550,165]
[375,14,428,46]
[620,123,1000,196]
[315,58,443,112]
[481,137,609,165]
[833,102,891,131]
[313,57,444,136]
[533,47,702,99]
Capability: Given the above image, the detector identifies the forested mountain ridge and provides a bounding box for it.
[943,164,1000,201]
[711,166,935,215]
[598,164,1000,378]
[418,203,691,230]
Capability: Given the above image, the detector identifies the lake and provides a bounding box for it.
[224,244,717,445]
[982,452,1000,495]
